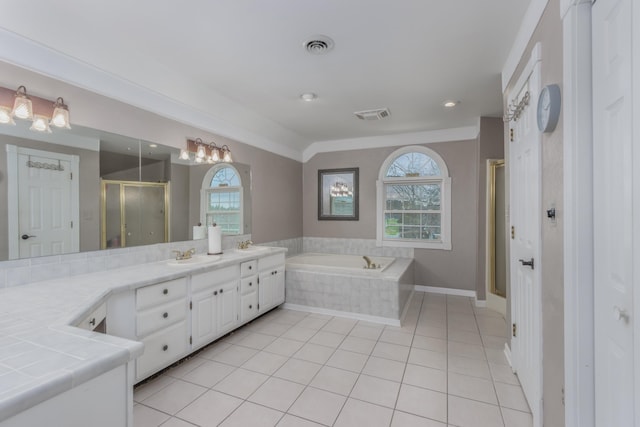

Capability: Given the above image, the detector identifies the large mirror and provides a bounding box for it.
[0,120,251,261]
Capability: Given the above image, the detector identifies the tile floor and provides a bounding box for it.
[133,292,533,427]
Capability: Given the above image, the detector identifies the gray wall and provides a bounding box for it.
[0,134,101,259]
[170,163,190,242]
[303,139,481,290]
[476,117,505,300]
[504,0,564,425]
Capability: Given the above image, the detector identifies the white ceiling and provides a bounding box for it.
[0,1,530,157]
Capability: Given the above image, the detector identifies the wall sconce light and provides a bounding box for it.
[181,138,233,164]
[0,85,71,133]
[12,86,33,120]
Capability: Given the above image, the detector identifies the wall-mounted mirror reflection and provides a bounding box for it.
[0,120,251,261]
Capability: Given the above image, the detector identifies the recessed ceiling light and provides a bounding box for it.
[443,100,459,108]
[300,93,318,102]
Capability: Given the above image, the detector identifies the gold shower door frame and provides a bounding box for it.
[488,159,506,297]
[101,180,170,249]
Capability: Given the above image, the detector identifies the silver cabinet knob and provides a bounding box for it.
[613,306,629,322]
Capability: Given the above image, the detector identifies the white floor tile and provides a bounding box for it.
[349,324,384,340]
[402,363,447,393]
[236,332,278,349]
[165,357,207,379]
[448,341,486,360]
[485,347,510,365]
[395,384,447,423]
[372,341,410,362]
[212,344,259,367]
[325,349,368,373]
[321,317,358,334]
[280,326,318,342]
[249,377,306,412]
[276,414,324,427]
[448,371,498,405]
[390,410,446,427]
[308,330,346,348]
[254,321,293,337]
[310,365,359,396]
[176,390,242,427]
[143,379,208,415]
[448,395,504,427]
[264,337,305,357]
[490,362,520,385]
[448,355,492,379]
[242,350,289,375]
[181,360,236,388]
[134,403,170,427]
[338,336,377,355]
[350,374,401,408]
[134,375,176,402]
[158,417,194,427]
[495,382,531,412]
[213,368,269,399]
[292,342,336,364]
[288,387,346,426]
[411,335,447,353]
[481,334,508,349]
[333,398,393,427]
[295,316,330,330]
[414,325,447,339]
[380,329,414,346]
[447,329,483,346]
[222,330,251,344]
[197,341,232,360]
[407,348,447,370]
[362,356,406,382]
[274,358,323,384]
[502,407,534,427]
[219,401,283,427]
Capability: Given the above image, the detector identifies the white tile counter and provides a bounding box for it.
[0,247,286,423]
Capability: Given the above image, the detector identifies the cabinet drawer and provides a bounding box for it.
[136,320,188,381]
[136,278,187,310]
[77,303,107,332]
[136,299,187,337]
[240,275,258,294]
[240,292,258,322]
[192,265,239,293]
[258,254,285,271]
[240,260,257,277]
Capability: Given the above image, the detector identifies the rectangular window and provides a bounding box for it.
[383,182,442,242]
[205,188,241,234]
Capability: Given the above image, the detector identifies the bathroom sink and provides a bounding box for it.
[166,254,221,266]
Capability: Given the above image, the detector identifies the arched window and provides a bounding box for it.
[376,146,451,250]
[201,164,243,234]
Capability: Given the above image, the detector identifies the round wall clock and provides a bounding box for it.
[537,84,561,133]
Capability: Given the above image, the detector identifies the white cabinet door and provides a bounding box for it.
[217,281,238,335]
[259,267,285,313]
[191,289,217,349]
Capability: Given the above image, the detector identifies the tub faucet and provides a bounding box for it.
[173,248,195,260]
[363,256,373,269]
[238,240,253,250]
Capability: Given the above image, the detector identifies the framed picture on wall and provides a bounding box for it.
[318,168,359,220]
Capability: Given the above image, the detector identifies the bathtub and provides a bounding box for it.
[284,253,414,325]
[285,253,395,273]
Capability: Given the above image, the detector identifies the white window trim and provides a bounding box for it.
[200,164,244,235]
[376,145,452,250]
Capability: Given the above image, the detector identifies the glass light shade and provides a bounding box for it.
[179,149,190,160]
[50,99,71,129]
[211,149,220,162]
[196,145,206,159]
[0,106,15,125]
[30,115,52,133]
[12,90,33,120]
[195,156,203,163]
[222,146,232,162]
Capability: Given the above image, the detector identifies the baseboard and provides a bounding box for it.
[504,343,513,367]
[282,303,401,327]
[414,285,477,298]
[474,298,487,308]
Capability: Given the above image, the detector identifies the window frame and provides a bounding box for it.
[200,164,244,235]
[376,146,452,250]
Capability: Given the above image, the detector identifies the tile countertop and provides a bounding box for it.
[0,247,286,423]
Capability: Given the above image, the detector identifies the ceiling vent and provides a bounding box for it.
[304,35,334,54]
[354,108,391,121]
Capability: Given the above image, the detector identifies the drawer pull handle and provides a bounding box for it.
[162,345,168,351]
[249,282,252,286]
[249,305,252,309]
[89,318,96,326]
[163,312,168,319]
[220,289,224,294]
[214,291,218,296]
[163,289,168,295]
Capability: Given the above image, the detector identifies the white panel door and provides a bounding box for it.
[592,0,637,424]
[17,152,73,258]
[509,67,542,425]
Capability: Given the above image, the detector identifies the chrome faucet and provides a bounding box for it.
[173,248,196,260]
[237,240,253,250]
[363,255,381,269]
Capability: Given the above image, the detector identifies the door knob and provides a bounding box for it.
[613,306,629,322]
[518,258,534,269]
[21,234,36,240]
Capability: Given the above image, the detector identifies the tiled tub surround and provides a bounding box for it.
[302,237,414,259]
[285,255,414,326]
[0,246,285,424]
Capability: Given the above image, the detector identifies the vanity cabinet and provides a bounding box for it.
[240,260,259,323]
[191,265,239,350]
[134,278,189,381]
[258,254,286,313]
